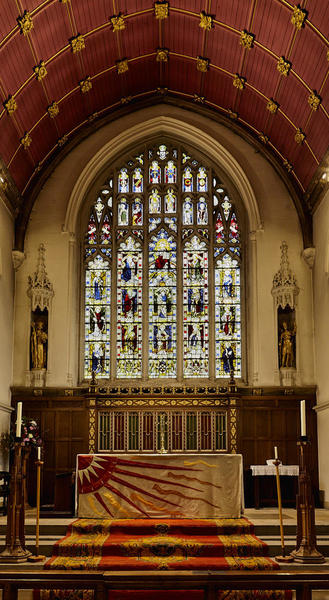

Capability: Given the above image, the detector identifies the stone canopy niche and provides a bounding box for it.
[271,241,299,387]
[27,244,54,387]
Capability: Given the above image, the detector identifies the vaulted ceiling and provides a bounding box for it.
[1,0,329,246]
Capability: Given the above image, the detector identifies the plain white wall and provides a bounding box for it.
[12,105,315,389]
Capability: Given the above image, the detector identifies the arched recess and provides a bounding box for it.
[64,116,262,237]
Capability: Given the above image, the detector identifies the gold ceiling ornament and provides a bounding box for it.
[70,34,85,53]
[4,95,17,116]
[294,128,306,144]
[199,11,214,31]
[156,48,169,62]
[266,98,279,114]
[59,0,70,3]
[196,56,209,72]
[291,5,307,30]
[227,109,238,119]
[116,59,129,74]
[156,86,168,95]
[193,94,205,103]
[154,1,169,19]
[110,13,125,31]
[121,96,132,104]
[58,134,68,147]
[20,132,32,149]
[308,91,321,111]
[233,73,246,90]
[47,101,59,118]
[88,112,99,122]
[277,56,291,77]
[79,76,92,93]
[283,159,293,172]
[17,11,33,36]
[259,132,269,144]
[240,30,255,50]
[33,60,47,81]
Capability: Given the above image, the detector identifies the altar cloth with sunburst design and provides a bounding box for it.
[77,454,243,519]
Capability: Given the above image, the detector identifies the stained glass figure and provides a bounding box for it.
[215,213,224,241]
[215,254,241,378]
[85,255,111,378]
[183,166,193,192]
[164,161,177,184]
[197,166,208,192]
[132,168,143,193]
[118,201,129,225]
[149,189,161,213]
[164,189,176,213]
[197,198,208,224]
[117,237,142,378]
[132,200,143,226]
[101,215,111,244]
[183,236,208,377]
[94,198,104,222]
[86,214,97,244]
[157,144,168,160]
[149,230,176,377]
[229,212,239,243]
[183,199,193,225]
[222,198,231,220]
[118,168,129,193]
[149,160,161,184]
[149,216,161,231]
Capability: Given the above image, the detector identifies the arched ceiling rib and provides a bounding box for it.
[0,0,329,237]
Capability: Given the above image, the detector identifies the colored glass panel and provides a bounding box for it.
[183,236,209,377]
[149,216,161,231]
[164,188,176,213]
[85,255,111,378]
[132,168,143,193]
[215,254,241,378]
[116,236,143,378]
[197,166,208,192]
[197,198,208,224]
[149,160,161,184]
[164,216,177,231]
[86,213,97,244]
[183,199,193,225]
[183,166,193,192]
[215,213,224,241]
[149,229,176,378]
[100,215,111,244]
[118,200,129,225]
[94,198,104,221]
[157,144,168,160]
[118,168,129,193]
[149,189,161,213]
[132,200,143,226]
[164,160,177,183]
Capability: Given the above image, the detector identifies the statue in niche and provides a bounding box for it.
[30,309,48,370]
[278,307,296,369]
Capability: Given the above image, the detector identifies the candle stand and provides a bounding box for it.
[0,442,31,562]
[28,459,45,562]
[290,437,325,563]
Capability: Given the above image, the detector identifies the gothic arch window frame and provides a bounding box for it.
[79,137,247,384]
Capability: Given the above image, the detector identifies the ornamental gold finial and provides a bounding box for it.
[17,11,33,35]
[277,57,291,77]
[33,61,47,81]
[240,30,255,49]
[266,99,279,114]
[110,13,125,31]
[227,109,238,119]
[116,59,129,74]
[79,76,92,93]
[47,102,59,118]
[283,159,293,172]
[308,92,321,111]
[4,96,17,116]
[291,5,307,30]
[193,94,205,103]
[58,135,68,147]
[156,48,169,62]
[233,74,246,90]
[294,128,306,144]
[154,1,169,19]
[70,34,85,53]
[199,11,213,31]
[21,132,32,149]
[196,56,209,72]
[259,132,269,144]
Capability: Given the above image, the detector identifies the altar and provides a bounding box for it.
[76,453,243,519]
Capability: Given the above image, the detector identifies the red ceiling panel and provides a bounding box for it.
[10,148,34,192]
[0,0,328,205]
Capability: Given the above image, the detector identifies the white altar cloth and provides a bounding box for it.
[76,453,243,519]
[250,464,299,476]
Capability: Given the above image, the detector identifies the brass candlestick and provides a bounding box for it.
[0,442,31,562]
[273,458,293,563]
[290,437,325,563]
[28,458,45,562]
[158,413,167,454]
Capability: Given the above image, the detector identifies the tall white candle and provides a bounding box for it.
[16,402,22,438]
[300,400,306,437]
[37,446,41,460]
[274,446,278,459]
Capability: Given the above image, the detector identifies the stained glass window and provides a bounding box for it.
[83,143,242,381]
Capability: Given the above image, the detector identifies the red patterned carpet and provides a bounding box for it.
[45,517,278,571]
